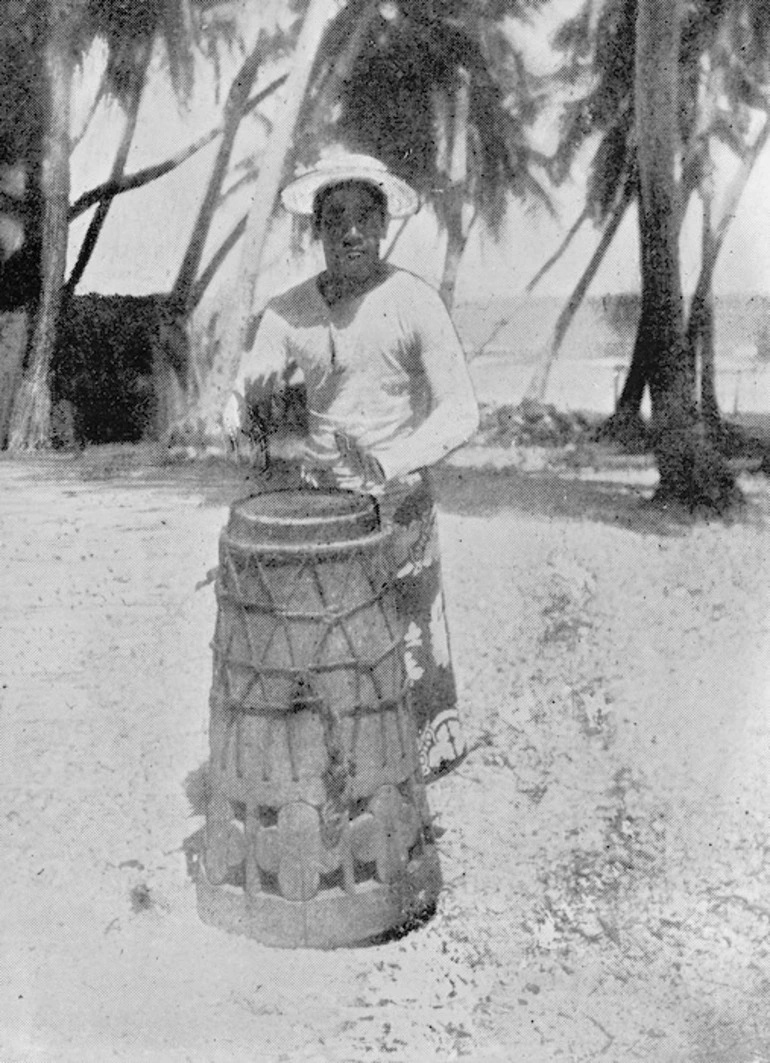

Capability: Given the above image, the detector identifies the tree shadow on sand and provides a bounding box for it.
[33,441,767,535]
[431,462,768,536]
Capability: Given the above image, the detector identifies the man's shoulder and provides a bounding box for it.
[380,268,447,318]
[384,267,439,299]
[265,275,324,326]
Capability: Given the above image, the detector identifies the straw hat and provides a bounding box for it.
[280,148,419,219]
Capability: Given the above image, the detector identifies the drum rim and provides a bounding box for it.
[220,524,392,559]
[230,488,376,521]
[226,488,380,546]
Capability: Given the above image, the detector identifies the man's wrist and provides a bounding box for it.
[375,445,410,483]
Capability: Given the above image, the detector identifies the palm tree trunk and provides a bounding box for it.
[685,113,770,438]
[382,215,409,261]
[69,74,288,221]
[70,129,220,219]
[0,313,29,449]
[635,0,737,510]
[613,145,704,427]
[131,76,290,313]
[190,213,247,309]
[179,0,339,443]
[603,201,656,444]
[635,0,686,411]
[71,68,107,149]
[172,40,265,311]
[8,3,73,451]
[525,179,632,406]
[611,154,695,421]
[589,106,768,445]
[439,188,468,309]
[698,292,719,430]
[688,161,720,431]
[438,72,470,310]
[526,207,589,294]
[229,0,336,320]
[66,43,151,295]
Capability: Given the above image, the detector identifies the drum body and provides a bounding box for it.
[193,490,441,948]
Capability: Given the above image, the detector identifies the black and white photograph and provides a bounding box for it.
[1,0,769,1059]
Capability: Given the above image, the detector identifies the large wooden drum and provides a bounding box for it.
[193,489,441,948]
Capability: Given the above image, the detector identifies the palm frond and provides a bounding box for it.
[80,0,222,106]
[323,0,553,237]
[710,110,754,157]
[551,0,596,60]
[551,99,596,183]
[586,116,635,221]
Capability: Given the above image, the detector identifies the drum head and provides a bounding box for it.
[226,489,379,545]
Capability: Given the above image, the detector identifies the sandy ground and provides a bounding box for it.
[1,448,769,1063]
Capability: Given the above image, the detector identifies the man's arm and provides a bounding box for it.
[374,284,479,480]
[222,306,290,442]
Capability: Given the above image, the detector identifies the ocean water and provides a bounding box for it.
[468,355,769,416]
[456,295,770,415]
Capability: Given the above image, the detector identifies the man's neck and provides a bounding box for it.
[318,262,389,306]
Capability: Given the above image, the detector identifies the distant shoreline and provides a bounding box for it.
[468,355,770,417]
[453,292,770,367]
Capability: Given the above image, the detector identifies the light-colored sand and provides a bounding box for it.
[1,454,769,1062]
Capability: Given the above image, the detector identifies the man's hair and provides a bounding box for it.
[311,180,388,238]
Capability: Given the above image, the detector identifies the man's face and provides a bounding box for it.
[318,182,386,286]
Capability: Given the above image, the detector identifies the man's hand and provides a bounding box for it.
[334,431,386,492]
[223,392,269,470]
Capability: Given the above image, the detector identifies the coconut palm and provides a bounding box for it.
[5,0,76,450]
[5,0,220,450]
[625,0,768,453]
[64,40,153,297]
[189,0,337,449]
[0,4,45,313]
[315,0,553,309]
[628,0,747,508]
[546,0,770,449]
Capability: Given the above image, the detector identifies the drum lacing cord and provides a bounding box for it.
[213,586,392,625]
[221,692,407,718]
[216,678,414,849]
[213,584,405,683]
[319,700,349,849]
[290,671,414,851]
[213,636,403,680]
[287,674,350,850]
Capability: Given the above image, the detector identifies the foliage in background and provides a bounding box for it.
[547,0,770,435]
[3,0,252,449]
[301,0,555,306]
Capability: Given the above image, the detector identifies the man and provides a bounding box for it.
[223,148,479,780]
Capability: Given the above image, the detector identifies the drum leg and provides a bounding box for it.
[244,802,261,899]
[341,822,356,894]
[204,690,234,885]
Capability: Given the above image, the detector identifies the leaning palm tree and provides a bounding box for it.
[171,0,342,444]
[6,0,78,450]
[559,0,746,507]
[6,0,213,450]
[0,4,45,314]
[546,0,770,449]
[619,0,769,446]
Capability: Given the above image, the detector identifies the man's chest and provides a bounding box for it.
[287,314,419,384]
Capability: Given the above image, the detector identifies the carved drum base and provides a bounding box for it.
[189,823,441,949]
